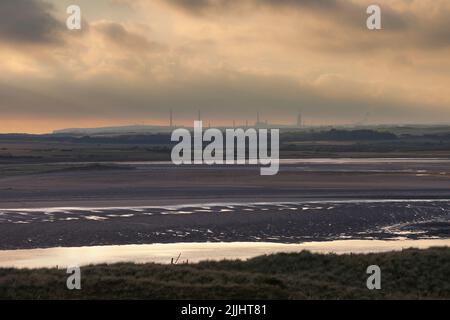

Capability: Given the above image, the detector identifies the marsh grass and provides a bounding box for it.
[0,247,449,299]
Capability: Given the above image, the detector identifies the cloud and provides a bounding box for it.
[93,21,163,52]
[1,68,446,128]
[164,0,340,12]
[0,0,65,45]
[1,0,450,132]
[156,0,450,51]
[163,0,406,28]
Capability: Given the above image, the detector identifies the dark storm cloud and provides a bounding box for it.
[0,0,65,45]
[164,0,346,16]
[94,21,163,52]
[0,72,442,124]
[165,0,408,29]
[162,0,450,49]
[418,16,450,49]
[166,0,340,11]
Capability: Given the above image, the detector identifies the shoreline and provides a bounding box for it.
[2,197,450,211]
[1,239,449,269]
[2,194,450,210]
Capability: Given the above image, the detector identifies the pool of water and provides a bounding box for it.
[0,239,448,269]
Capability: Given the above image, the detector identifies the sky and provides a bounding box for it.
[1,0,450,133]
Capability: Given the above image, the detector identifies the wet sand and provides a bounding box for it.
[1,160,450,209]
[0,200,449,249]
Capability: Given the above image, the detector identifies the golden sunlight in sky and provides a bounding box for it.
[1,0,450,133]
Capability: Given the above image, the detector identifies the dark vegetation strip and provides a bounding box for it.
[0,247,449,299]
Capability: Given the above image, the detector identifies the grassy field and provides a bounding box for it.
[0,247,449,299]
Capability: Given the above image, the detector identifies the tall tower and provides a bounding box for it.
[169,109,173,127]
[297,111,303,128]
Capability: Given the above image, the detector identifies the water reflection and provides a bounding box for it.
[0,239,448,269]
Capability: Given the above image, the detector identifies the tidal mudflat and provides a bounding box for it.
[0,160,449,258]
[0,200,449,249]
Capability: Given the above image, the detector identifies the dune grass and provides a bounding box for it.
[0,247,449,299]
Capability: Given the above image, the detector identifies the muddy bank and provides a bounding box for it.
[0,200,449,249]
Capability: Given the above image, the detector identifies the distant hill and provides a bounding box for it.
[283,129,398,141]
[53,125,175,135]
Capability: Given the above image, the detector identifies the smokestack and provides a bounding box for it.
[297,111,302,128]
